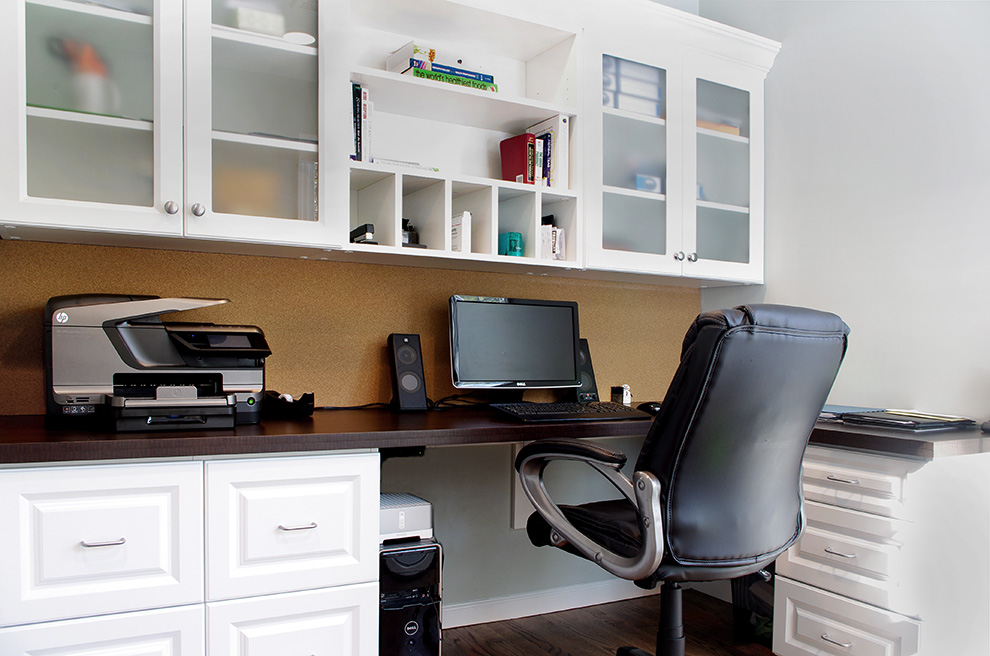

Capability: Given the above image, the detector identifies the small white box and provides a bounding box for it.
[380,493,433,543]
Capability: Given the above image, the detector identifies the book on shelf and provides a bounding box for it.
[526,115,569,189]
[533,137,544,186]
[499,133,536,184]
[405,68,498,93]
[360,87,372,162]
[386,41,436,73]
[696,119,742,136]
[351,82,361,160]
[539,216,565,260]
[451,211,472,253]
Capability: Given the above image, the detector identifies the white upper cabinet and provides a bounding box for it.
[582,1,778,283]
[0,0,338,248]
[0,0,183,237]
[0,0,779,283]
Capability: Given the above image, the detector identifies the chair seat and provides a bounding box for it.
[527,498,643,558]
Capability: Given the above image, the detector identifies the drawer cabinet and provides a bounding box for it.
[774,577,920,656]
[206,453,380,601]
[207,583,378,655]
[0,604,204,655]
[0,450,380,656]
[775,444,990,656]
[777,500,919,616]
[0,461,204,627]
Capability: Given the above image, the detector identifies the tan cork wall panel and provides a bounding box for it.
[0,240,700,416]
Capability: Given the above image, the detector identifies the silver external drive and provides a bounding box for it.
[380,493,434,543]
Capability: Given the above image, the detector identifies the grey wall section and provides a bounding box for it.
[699,0,990,420]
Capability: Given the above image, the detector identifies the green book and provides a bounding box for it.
[410,68,498,93]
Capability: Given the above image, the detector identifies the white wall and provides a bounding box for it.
[699,1,990,421]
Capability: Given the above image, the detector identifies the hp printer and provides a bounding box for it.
[44,294,271,431]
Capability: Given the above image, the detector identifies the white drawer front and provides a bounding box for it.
[774,577,920,656]
[207,453,379,600]
[207,583,378,656]
[802,445,919,519]
[0,461,204,627]
[0,603,204,655]
[778,501,919,616]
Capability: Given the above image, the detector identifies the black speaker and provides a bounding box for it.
[389,334,429,410]
[572,338,599,402]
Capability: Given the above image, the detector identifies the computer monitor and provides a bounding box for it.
[448,295,581,389]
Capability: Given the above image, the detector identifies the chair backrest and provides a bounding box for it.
[635,304,849,580]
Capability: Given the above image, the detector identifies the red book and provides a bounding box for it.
[499,133,536,184]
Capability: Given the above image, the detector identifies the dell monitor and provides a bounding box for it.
[448,295,581,389]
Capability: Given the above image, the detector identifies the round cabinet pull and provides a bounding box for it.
[687,252,698,262]
[673,251,686,261]
[824,547,858,559]
[826,474,861,486]
[191,203,207,217]
[278,522,318,532]
[163,200,179,215]
[821,633,853,649]
[80,537,126,548]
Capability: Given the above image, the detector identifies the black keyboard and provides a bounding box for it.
[491,401,652,422]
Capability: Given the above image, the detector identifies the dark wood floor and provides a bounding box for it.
[442,590,774,656]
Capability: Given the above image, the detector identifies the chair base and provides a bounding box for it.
[617,581,685,656]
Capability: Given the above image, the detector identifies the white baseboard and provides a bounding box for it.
[442,579,659,628]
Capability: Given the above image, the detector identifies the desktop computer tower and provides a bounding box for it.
[380,539,442,656]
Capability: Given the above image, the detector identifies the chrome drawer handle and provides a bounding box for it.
[278,522,318,532]
[821,633,853,648]
[80,537,126,548]
[824,547,858,559]
[826,474,861,485]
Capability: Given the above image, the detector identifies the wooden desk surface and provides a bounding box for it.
[1,409,986,465]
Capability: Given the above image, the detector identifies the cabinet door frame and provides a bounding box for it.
[183,0,343,248]
[0,0,184,237]
[680,55,767,284]
[582,32,686,277]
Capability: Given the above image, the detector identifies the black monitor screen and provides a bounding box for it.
[449,295,580,388]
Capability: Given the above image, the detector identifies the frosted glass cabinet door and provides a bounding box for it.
[683,68,766,283]
[596,54,681,273]
[184,0,337,247]
[0,0,184,235]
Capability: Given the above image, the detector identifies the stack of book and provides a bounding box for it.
[386,41,497,93]
[350,82,372,162]
[498,115,569,189]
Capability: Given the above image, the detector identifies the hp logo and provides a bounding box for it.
[55,311,69,324]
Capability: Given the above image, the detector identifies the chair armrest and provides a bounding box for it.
[515,438,664,581]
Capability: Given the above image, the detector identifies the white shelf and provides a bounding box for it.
[351,67,574,134]
[697,199,749,214]
[603,184,666,202]
[28,0,151,24]
[212,24,317,57]
[27,105,152,130]
[603,105,667,127]
[212,130,318,153]
[697,126,749,144]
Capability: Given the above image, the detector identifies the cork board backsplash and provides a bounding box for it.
[0,240,700,416]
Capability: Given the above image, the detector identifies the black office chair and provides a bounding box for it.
[515,304,849,656]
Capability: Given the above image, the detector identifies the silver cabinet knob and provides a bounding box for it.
[191,203,206,217]
[163,200,179,215]
[673,251,685,261]
[687,252,698,262]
